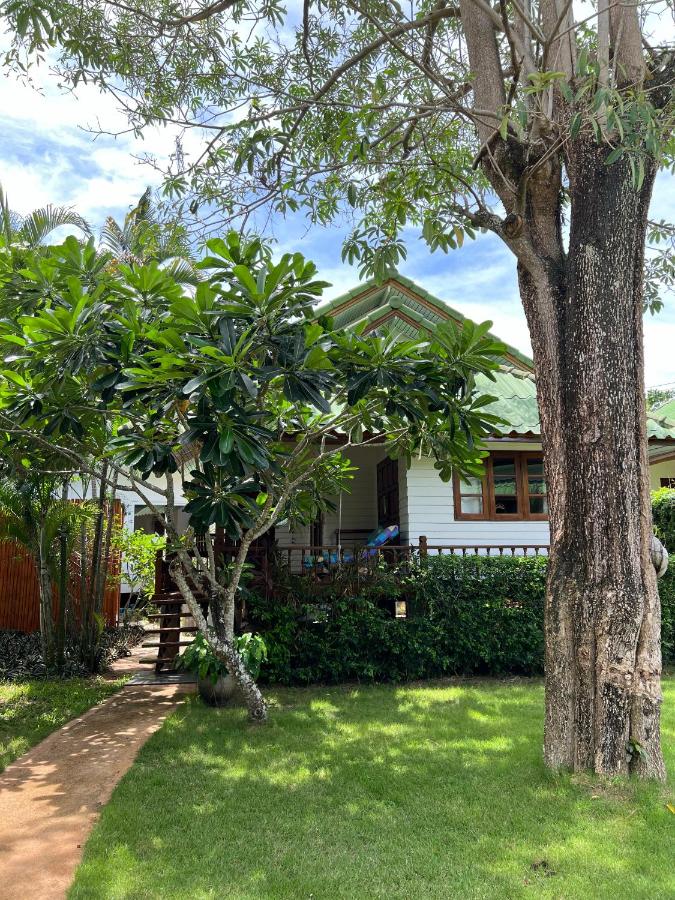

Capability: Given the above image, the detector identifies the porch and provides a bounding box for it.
[142,536,549,672]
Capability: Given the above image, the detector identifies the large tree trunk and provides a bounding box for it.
[521,141,665,778]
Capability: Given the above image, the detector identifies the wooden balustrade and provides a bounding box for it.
[155,536,550,598]
[237,539,549,576]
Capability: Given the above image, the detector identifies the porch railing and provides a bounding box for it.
[156,536,550,594]
[228,537,550,578]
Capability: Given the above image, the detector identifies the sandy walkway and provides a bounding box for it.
[0,647,194,900]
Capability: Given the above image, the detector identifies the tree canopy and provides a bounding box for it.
[0,228,507,716]
[3,0,674,770]
[2,1,674,291]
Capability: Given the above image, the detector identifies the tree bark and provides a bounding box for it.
[37,532,56,668]
[170,559,268,722]
[519,141,665,778]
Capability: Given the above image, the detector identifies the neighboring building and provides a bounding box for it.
[114,273,675,563]
[648,397,675,489]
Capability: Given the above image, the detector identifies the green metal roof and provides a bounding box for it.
[647,410,675,442]
[317,273,675,443]
[316,273,535,371]
[477,368,540,437]
[652,398,675,421]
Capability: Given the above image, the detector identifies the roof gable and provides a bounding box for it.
[315,274,675,444]
[315,273,534,372]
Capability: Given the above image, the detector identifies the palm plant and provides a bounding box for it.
[0,184,91,248]
[101,187,200,284]
[0,477,92,668]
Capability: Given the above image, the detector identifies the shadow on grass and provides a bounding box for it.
[0,678,121,772]
[70,679,675,900]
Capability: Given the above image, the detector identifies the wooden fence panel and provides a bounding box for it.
[0,501,122,633]
[0,542,42,632]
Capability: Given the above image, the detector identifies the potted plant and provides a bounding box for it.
[176,632,267,706]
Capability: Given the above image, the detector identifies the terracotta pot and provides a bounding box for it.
[198,674,236,706]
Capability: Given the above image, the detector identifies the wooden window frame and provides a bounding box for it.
[453,451,548,522]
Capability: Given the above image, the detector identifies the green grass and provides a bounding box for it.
[0,678,124,771]
[71,678,675,900]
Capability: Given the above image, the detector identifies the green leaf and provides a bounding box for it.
[233,264,259,296]
[605,147,625,166]
[570,113,582,139]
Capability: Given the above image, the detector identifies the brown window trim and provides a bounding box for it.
[453,451,548,522]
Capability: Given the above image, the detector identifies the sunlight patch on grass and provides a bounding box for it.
[0,678,123,771]
[71,678,675,900]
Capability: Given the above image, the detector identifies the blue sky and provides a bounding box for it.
[2,62,674,388]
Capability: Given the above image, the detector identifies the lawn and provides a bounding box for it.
[0,678,124,772]
[71,678,675,900]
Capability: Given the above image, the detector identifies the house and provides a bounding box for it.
[116,273,675,571]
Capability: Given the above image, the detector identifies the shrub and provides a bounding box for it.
[0,624,144,681]
[248,555,548,685]
[176,632,268,683]
[248,552,675,685]
[652,487,675,552]
[659,571,675,666]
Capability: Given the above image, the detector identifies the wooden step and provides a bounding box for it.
[144,627,198,636]
[146,612,196,621]
[142,640,194,648]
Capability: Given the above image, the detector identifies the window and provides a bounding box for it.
[454,452,548,521]
[660,477,675,489]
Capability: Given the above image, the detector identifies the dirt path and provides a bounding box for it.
[0,647,194,900]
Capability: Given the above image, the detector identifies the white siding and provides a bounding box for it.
[277,445,386,548]
[650,458,675,490]
[403,455,550,550]
[324,446,386,543]
[398,455,409,542]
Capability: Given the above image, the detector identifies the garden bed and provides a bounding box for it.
[0,624,145,682]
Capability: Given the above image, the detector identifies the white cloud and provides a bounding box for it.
[0,59,208,221]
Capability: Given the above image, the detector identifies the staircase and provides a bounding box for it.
[138,592,203,673]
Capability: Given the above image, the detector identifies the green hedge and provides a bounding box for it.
[250,555,547,685]
[652,488,675,663]
[659,571,675,665]
[249,554,675,685]
[652,487,675,551]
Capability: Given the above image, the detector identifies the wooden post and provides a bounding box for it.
[419,535,428,559]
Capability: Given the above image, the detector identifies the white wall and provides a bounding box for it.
[650,458,675,490]
[398,454,409,541]
[403,452,550,550]
[276,445,387,549]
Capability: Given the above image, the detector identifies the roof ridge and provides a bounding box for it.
[315,273,535,371]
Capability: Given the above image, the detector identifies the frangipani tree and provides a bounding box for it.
[5,0,674,775]
[1,232,505,719]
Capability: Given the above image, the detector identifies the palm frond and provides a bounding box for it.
[129,187,153,226]
[43,500,96,580]
[43,500,94,549]
[18,205,91,248]
[100,217,130,257]
[0,183,13,246]
[0,482,36,552]
[162,257,202,286]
